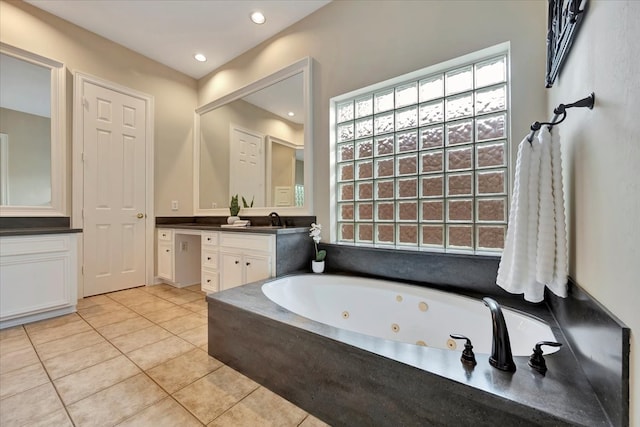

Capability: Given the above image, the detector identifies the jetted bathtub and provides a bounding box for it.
[262,274,559,356]
[207,274,609,426]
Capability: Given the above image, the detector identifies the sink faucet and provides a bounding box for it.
[268,212,282,227]
[482,297,516,372]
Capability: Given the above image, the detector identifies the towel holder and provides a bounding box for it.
[527,92,595,143]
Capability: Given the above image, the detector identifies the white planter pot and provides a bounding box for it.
[227,216,240,224]
[311,260,325,273]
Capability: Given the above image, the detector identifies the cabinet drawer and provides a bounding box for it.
[219,233,273,252]
[157,229,173,241]
[201,270,219,293]
[0,235,71,256]
[202,232,219,247]
[202,249,218,269]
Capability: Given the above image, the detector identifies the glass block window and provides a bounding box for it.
[334,54,508,253]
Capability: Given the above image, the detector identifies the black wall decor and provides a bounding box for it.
[545,0,588,88]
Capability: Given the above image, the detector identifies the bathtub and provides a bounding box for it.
[207,274,609,426]
[262,274,558,356]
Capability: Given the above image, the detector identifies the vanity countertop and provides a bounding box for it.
[0,227,83,237]
[0,217,81,237]
[158,223,309,235]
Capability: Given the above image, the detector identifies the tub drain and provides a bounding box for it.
[391,323,400,333]
[341,311,349,319]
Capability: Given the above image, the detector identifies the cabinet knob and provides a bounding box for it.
[246,262,251,266]
[207,257,211,261]
[165,249,170,253]
[206,279,211,283]
[235,260,239,264]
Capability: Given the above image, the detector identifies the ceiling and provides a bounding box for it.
[25,0,330,79]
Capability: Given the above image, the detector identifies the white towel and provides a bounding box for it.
[497,127,568,302]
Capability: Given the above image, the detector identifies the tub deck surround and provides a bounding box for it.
[547,281,630,427]
[207,276,611,426]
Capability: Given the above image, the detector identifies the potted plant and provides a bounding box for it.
[228,194,240,224]
[309,223,326,273]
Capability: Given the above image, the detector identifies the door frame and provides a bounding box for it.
[72,72,155,297]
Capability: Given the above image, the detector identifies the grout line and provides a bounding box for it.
[21,324,78,427]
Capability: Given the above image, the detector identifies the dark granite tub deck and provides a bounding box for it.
[207,275,616,426]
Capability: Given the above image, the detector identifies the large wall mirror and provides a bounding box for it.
[195,57,312,216]
[0,43,66,216]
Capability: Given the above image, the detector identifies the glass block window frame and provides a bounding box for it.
[334,54,509,254]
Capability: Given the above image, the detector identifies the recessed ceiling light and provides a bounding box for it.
[250,11,266,25]
[287,111,295,117]
[194,53,207,62]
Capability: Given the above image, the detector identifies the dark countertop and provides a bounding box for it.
[208,274,611,426]
[158,223,309,235]
[0,227,82,237]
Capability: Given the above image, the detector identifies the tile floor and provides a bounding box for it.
[0,283,330,427]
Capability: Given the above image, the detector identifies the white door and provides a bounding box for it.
[81,81,147,296]
[229,127,265,207]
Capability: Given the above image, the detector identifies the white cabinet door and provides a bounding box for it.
[157,243,173,281]
[245,254,272,284]
[221,252,243,290]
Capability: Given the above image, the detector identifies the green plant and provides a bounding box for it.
[229,194,240,216]
[242,196,254,208]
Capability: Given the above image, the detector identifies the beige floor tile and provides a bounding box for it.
[299,414,332,427]
[117,396,202,427]
[27,318,93,345]
[173,365,259,424]
[178,324,209,347]
[0,334,33,356]
[126,335,195,370]
[29,408,74,427]
[83,307,139,328]
[0,325,26,341]
[159,313,207,335]
[67,373,167,427]
[146,348,222,394]
[184,284,205,293]
[208,386,307,427]
[0,345,40,375]
[54,355,140,405]
[42,340,121,379]
[95,316,153,340]
[0,362,49,399]
[163,291,203,305]
[24,313,82,333]
[105,287,147,302]
[75,294,114,310]
[35,330,105,361]
[77,301,125,318]
[110,324,173,354]
[142,283,176,295]
[182,298,208,313]
[127,298,177,315]
[143,305,192,323]
[0,382,65,426]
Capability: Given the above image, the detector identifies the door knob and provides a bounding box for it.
[137,213,144,218]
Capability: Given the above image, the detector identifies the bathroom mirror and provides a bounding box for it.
[0,43,66,216]
[194,57,312,215]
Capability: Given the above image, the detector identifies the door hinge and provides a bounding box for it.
[82,97,89,110]
[81,152,85,162]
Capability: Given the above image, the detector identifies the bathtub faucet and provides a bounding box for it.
[482,297,516,372]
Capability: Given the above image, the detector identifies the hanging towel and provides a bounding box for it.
[497,127,568,303]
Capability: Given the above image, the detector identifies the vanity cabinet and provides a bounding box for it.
[219,233,274,291]
[156,228,201,288]
[0,233,79,329]
[156,229,174,281]
[201,232,219,293]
